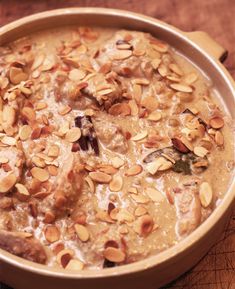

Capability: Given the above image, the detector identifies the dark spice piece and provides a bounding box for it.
[103,258,116,268]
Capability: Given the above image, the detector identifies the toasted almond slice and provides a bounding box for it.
[15,183,29,196]
[9,67,28,84]
[97,164,117,175]
[35,102,48,111]
[31,156,46,169]
[169,63,183,76]
[56,249,74,268]
[21,107,36,122]
[47,165,58,176]
[184,72,198,84]
[1,136,16,146]
[103,247,125,263]
[145,187,164,202]
[132,84,142,104]
[134,215,154,237]
[44,225,60,243]
[3,105,15,127]
[193,146,208,157]
[74,224,90,242]
[128,187,138,195]
[108,103,131,116]
[116,208,135,223]
[131,194,149,204]
[134,206,147,217]
[96,210,114,223]
[65,127,81,143]
[31,54,45,70]
[131,131,148,141]
[158,64,168,77]
[199,182,213,208]
[30,167,49,182]
[0,174,17,193]
[147,111,162,121]
[111,50,132,60]
[151,42,168,53]
[146,157,172,175]
[215,131,224,146]
[89,172,112,184]
[19,125,32,141]
[170,83,193,93]
[85,176,95,193]
[209,117,224,129]
[141,96,159,111]
[65,259,84,271]
[132,78,150,86]
[109,175,123,192]
[58,105,72,116]
[111,157,125,169]
[125,164,143,176]
[48,145,60,157]
[151,58,161,69]
[129,99,139,116]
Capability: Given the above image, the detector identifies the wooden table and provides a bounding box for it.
[0,1,234,288]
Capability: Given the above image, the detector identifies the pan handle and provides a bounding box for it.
[184,31,228,63]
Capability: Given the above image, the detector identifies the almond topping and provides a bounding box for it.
[109,175,123,192]
[9,67,28,84]
[111,157,125,169]
[89,172,112,184]
[1,136,16,146]
[103,247,126,263]
[141,96,159,111]
[19,125,32,141]
[193,146,208,157]
[21,107,36,122]
[0,157,9,164]
[56,249,74,268]
[209,117,224,129]
[30,167,49,182]
[131,131,148,142]
[134,206,147,217]
[108,103,131,116]
[199,182,213,208]
[215,130,224,146]
[48,145,60,157]
[170,83,193,93]
[85,176,95,193]
[65,259,84,271]
[15,183,29,196]
[134,215,154,237]
[74,224,90,242]
[125,164,143,176]
[111,50,132,60]
[69,69,86,81]
[145,187,164,202]
[146,157,172,175]
[0,174,17,193]
[65,127,81,142]
[184,72,198,84]
[44,225,60,243]
[58,105,72,116]
[148,111,162,121]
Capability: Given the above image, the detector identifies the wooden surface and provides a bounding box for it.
[0,1,234,289]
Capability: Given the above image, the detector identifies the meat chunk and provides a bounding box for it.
[0,230,47,264]
[38,152,84,218]
[175,185,201,237]
[93,118,128,153]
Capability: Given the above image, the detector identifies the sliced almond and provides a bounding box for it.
[65,259,84,271]
[125,164,143,176]
[65,127,81,143]
[215,130,224,146]
[199,182,213,208]
[132,84,142,103]
[97,164,117,175]
[209,117,224,129]
[132,78,150,86]
[151,41,168,53]
[3,105,15,127]
[134,215,154,237]
[74,224,90,242]
[103,247,126,263]
[15,183,29,196]
[109,175,123,192]
[116,208,134,223]
[30,167,49,182]
[44,225,60,243]
[48,145,60,157]
[193,146,208,158]
[89,172,112,184]
[111,157,125,169]
[0,173,17,193]
[47,165,58,176]
[111,50,132,60]
[9,67,28,84]
[19,125,32,141]
[129,99,139,116]
[69,69,86,82]
[184,72,198,84]
[32,156,46,168]
[170,83,193,93]
[1,136,16,146]
[35,102,48,111]
[58,105,72,116]
[108,103,131,116]
[31,54,45,70]
[128,187,138,195]
[56,249,74,268]
[146,157,172,175]
[0,157,9,164]
[131,131,148,141]
[131,193,149,204]
[21,107,36,122]
[147,111,162,121]
[85,176,95,193]
[145,187,164,202]
[134,206,147,217]
[169,63,183,76]
[141,96,159,111]
[151,58,161,69]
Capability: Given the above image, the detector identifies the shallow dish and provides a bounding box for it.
[0,7,234,289]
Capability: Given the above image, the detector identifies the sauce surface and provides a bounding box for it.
[0,26,234,270]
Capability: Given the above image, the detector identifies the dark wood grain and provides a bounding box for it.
[0,1,234,289]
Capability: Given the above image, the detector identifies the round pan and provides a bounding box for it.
[0,7,234,289]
